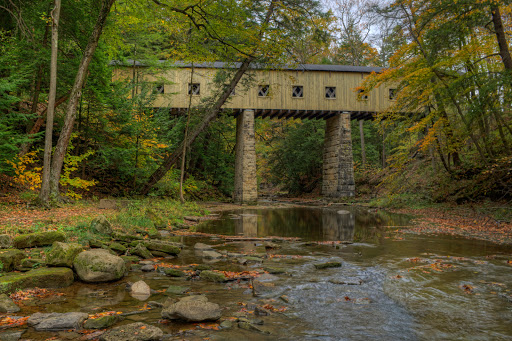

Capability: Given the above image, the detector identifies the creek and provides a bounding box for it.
[8,205,512,340]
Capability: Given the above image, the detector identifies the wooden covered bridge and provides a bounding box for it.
[113,62,395,202]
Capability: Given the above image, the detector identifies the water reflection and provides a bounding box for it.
[198,206,410,242]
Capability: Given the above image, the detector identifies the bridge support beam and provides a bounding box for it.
[322,113,355,197]
[234,109,258,203]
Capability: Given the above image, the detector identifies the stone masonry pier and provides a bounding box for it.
[234,111,355,203]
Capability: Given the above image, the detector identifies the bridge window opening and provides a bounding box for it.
[155,84,164,94]
[325,86,336,99]
[258,85,270,97]
[357,89,368,100]
[292,86,303,98]
[188,83,200,95]
[389,88,397,100]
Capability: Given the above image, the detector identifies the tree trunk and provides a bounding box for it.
[179,63,195,203]
[140,57,254,195]
[491,5,512,71]
[39,0,60,205]
[48,0,116,200]
[359,119,366,167]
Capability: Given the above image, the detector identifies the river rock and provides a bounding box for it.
[131,280,151,301]
[252,280,277,297]
[130,244,153,259]
[238,321,269,334]
[13,231,65,248]
[0,294,19,313]
[83,315,119,329]
[73,249,126,283]
[113,232,143,242]
[0,235,12,249]
[202,250,223,259]
[162,295,221,322]
[162,268,185,277]
[99,322,163,341]
[194,243,213,251]
[91,215,113,235]
[109,242,127,254]
[46,242,83,268]
[0,249,25,272]
[28,312,88,331]
[314,262,342,269]
[0,330,25,341]
[264,241,280,250]
[199,270,226,282]
[143,240,181,255]
[165,285,190,295]
[263,267,286,274]
[19,258,44,270]
[0,267,74,294]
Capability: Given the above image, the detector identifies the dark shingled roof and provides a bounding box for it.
[110,60,383,74]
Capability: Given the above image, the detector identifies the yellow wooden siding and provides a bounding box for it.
[113,67,394,112]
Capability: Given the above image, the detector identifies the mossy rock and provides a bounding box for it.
[120,255,140,263]
[0,267,74,294]
[263,267,287,274]
[165,285,190,295]
[83,315,119,329]
[0,235,12,249]
[314,262,342,269]
[113,232,143,242]
[199,270,227,283]
[73,249,126,283]
[129,244,153,259]
[192,264,211,271]
[143,240,181,256]
[109,242,127,254]
[90,215,113,235]
[162,268,186,277]
[20,258,45,269]
[0,249,26,272]
[46,242,84,268]
[88,239,107,248]
[13,231,65,249]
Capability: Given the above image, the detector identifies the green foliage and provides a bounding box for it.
[263,119,325,194]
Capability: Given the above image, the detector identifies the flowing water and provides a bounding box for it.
[5,205,512,340]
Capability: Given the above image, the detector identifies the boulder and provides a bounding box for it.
[99,322,163,341]
[13,231,65,248]
[28,312,88,331]
[90,215,113,235]
[18,258,45,271]
[0,249,25,272]
[131,280,151,301]
[113,232,143,242]
[0,330,25,341]
[46,242,83,268]
[194,243,213,251]
[109,242,127,254]
[143,240,181,256]
[202,251,223,259]
[0,235,12,249]
[73,249,126,283]
[162,295,221,322]
[83,315,119,329]
[199,270,226,282]
[0,267,74,294]
[129,244,153,260]
[0,294,20,313]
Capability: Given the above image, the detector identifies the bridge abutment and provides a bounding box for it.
[234,109,258,203]
[322,113,355,197]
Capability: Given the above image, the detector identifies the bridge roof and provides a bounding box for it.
[111,60,383,74]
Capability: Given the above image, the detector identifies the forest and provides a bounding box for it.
[0,0,511,209]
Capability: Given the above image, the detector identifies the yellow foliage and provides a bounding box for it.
[7,151,42,190]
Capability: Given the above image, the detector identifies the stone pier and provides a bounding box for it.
[234,110,258,203]
[322,113,355,197]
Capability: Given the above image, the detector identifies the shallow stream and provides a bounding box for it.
[6,205,512,340]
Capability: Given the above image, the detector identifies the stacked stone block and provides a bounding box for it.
[234,110,258,203]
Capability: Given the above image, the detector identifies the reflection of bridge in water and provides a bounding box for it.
[233,208,355,242]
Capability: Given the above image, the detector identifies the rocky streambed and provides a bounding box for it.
[0,206,510,341]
